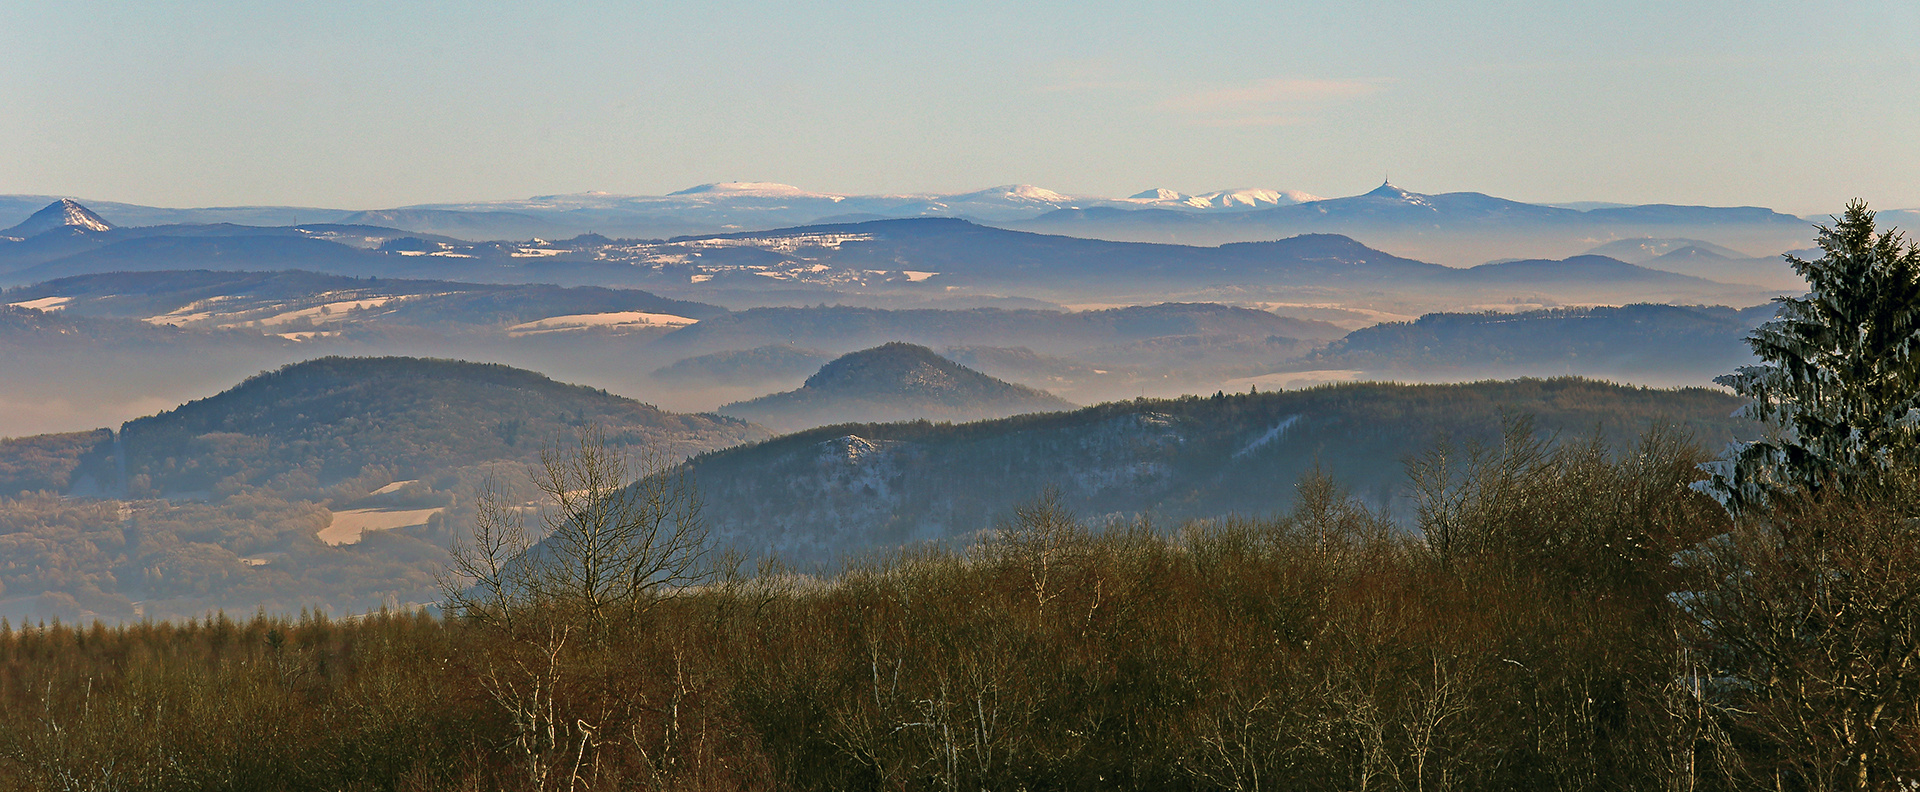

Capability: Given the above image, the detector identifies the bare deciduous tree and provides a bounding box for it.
[985,486,1085,616]
[1683,481,1920,790]
[437,424,712,791]
[440,423,710,629]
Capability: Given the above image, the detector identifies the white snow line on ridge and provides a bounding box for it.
[1235,415,1301,459]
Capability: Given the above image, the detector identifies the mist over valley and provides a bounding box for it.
[0,183,1814,621]
[9,2,1919,783]
[0,183,1805,441]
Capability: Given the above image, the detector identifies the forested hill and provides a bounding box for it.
[1312,303,1777,383]
[681,377,1752,562]
[719,343,1074,431]
[115,356,769,495]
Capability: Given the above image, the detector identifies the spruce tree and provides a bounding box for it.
[1700,201,1920,512]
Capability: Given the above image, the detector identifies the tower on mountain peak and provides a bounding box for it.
[1363,180,1418,200]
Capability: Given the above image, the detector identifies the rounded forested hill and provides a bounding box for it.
[119,356,768,494]
[719,342,1074,432]
[801,342,1066,403]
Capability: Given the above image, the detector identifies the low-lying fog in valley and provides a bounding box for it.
[0,184,1814,440]
[0,183,1827,620]
[15,0,1920,781]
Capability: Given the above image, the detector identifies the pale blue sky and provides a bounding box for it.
[2,1,1915,213]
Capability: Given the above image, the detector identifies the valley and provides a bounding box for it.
[0,186,1822,621]
[12,0,1920,780]
[0,188,1799,442]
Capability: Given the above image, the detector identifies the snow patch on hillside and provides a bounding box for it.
[8,296,71,311]
[1235,415,1301,458]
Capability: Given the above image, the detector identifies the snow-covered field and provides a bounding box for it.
[507,310,698,336]
[255,295,407,327]
[8,296,71,311]
[318,507,441,546]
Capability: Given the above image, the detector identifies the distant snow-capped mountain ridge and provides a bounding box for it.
[0,182,1329,245]
[0,181,1847,233]
[0,181,1827,267]
[406,181,1321,224]
[0,180,1439,232]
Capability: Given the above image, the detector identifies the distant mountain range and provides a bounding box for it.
[0,181,1843,268]
[0,196,1803,442]
[1583,237,1755,262]
[0,182,1849,622]
[1,268,1785,445]
[1576,237,1813,290]
[719,343,1074,432]
[1014,182,1818,266]
[0,182,1329,239]
[0,214,1791,441]
[0,199,1789,312]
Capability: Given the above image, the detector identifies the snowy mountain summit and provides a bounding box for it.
[972,184,1073,203]
[1130,188,1185,201]
[2,199,114,238]
[1191,188,1320,210]
[1124,187,1321,210]
[668,182,831,198]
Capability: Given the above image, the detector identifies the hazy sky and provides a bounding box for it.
[2,1,1915,213]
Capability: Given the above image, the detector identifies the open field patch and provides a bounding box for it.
[317,506,441,546]
[507,310,698,336]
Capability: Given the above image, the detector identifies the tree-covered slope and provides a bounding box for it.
[116,356,769,494]
[1312,303,1776,383]
[0,357,772,621]
[683,377,1753,562]
[0,430,112,497]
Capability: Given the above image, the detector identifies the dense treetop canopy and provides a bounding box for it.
[1704,201,1920,510]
